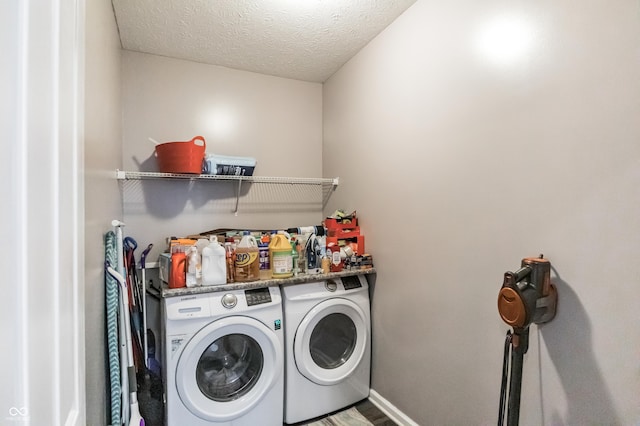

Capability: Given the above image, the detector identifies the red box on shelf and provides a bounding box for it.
[327,227,361,238]
[326,235,365,256]
[324,217,358,231]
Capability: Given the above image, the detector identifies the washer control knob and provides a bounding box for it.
[325,280,338,292]
[221,294,237,309]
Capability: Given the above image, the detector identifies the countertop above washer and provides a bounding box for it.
[152,268,376,299]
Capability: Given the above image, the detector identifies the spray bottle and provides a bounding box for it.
[291,237,299,276]
[224,239,235,283]
[185,246,200,287]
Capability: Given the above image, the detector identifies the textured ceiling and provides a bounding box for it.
[111,0,417,82]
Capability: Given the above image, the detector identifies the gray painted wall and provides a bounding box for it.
[84,0,122,424]
[84,1,640,424]
[323,1,640,424]
[83,37,324,426]
[120,51,324,264]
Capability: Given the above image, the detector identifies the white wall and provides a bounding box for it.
[2,0,85,424]
[121,51,324,262]
[84,0,122,423]
[324,0,640,424]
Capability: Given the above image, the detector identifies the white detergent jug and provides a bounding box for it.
[195,238,210,254]
[201,236,227,285]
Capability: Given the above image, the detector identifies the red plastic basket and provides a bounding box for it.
[155,136,206,174]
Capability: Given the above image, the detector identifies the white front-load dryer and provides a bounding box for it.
[282,275,371,424]
[162,286,284,426]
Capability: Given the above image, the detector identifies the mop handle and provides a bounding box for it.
[140,244,152,269]
[107,265,143,426]
[140,244,153,369]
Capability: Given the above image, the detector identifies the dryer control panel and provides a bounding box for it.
[342,275,364,290]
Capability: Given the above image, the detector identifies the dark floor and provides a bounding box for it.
[138,370,395,426]
[293,398,398,426]
[353,399,397,426]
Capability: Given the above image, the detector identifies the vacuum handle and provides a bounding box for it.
[497,328,529,426]
[503,266,531,288]
[498,330,512,426]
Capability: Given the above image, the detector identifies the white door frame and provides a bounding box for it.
[0,0,85,425]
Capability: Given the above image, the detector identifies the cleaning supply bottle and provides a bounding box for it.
[269,231,293,278]
[259,233,271,280]
[195,237,210,254]
[319,243,328,274]
[286,225,325,236]
[201,236,226,285]
[296,236,306,274]
[224,240,235,283]
[185,246,201,287]
[169,246,186,288]
[306,235,320,274]
[321,253,331,274]
[234,231,260,282]
[291,237,299,276]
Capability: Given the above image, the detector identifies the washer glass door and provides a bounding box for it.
[196,333,263,401]
[294,298,368,385]
[176,316,282,422]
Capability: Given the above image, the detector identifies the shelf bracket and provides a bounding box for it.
[321,177,340,209]
[234,178,243,216]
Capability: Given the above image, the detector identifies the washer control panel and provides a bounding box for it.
[165,294,211,320]
[245,287,272,306]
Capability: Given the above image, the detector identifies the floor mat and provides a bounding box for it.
[305,407,374,426]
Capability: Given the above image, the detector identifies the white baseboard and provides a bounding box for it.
[369,389,419,426]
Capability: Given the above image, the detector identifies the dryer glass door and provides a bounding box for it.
[310,313,356,369]
[176,316,283,422]
[294,298,368,385]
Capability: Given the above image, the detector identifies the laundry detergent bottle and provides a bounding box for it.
[234,231,260,282]
[201,236,227,285]
[269,231,293,278]
[169,248,186,289]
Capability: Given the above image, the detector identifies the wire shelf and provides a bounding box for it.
[115,170,339,214]
[116,170,338,186]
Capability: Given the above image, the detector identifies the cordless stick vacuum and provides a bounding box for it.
[497,255,558,426]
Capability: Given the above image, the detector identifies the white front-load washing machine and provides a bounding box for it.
[162,286,284,426]
[282,275,371,424]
